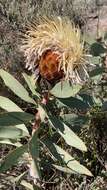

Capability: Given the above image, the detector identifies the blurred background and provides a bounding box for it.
[0,1,107,189]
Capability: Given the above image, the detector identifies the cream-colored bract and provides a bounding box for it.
[21,16,89,83]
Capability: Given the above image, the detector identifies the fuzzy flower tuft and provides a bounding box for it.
[21,16,89,84]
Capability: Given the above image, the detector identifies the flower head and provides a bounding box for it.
[21,16,89,84]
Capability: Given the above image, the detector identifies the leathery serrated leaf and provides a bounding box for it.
[23,73,40,98]
[51,81,81,98]
[0,144,28,172]
[0,112,34,126]
[0,96,29,134]
[0,69,36,104]
[0,126,27,139]
[54,145,93,176]
[49,116,87,151]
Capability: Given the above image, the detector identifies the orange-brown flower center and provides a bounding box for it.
[39,50,63,82]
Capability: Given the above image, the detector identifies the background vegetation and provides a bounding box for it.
[0,0,107,189]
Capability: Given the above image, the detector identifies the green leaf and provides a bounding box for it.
[53,164,77,174]
[90,42,106,56]
[0,96,23,112]
[89,67,104,82]
[53,145,93,176]
[14,124,29,136]
[49,116,87,151]
[41,138,63,162]
[0,96,29,134]
[29,159,41,181]
[0,69,36,104]
[0,144,28,172]
[42,140,92,176]
[89,56,100,65]
[23,73,40,98]
[104,32,107,40]
[57,96,89,110]
[21,180,34,190]
[29,130,39,159]
[10,171,27,183]
[51,81,81,98]
[101,101,107,111]
[61,113,89,132]
[78,93,94,106]
[0,139,22,147]
[93,96,102,106]
[29,131,41,180]
[89,67,104,78]
[84,34,95,45]
[0,112,34,126]
[0,126,27,139]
